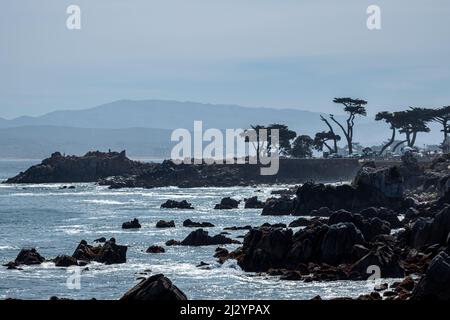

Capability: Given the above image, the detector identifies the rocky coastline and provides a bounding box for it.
[2,151,450,300]
[4,150,361,187]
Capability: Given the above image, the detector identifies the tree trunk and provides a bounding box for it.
[379,127,396,155]
[330,116,352,154]
[410,131,417,148]
[393,140,407,152]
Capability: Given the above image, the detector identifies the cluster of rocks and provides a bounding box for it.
[212,154,450,300]
[3,238,128,270]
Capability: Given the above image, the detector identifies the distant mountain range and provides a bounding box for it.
[0,100,442,158]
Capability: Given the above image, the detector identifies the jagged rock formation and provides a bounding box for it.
[120,274,187,300]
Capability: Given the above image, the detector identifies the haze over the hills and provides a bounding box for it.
[0,99,443,159]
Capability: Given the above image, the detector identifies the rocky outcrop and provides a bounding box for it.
[293,164,404,215]
[214,197,240,209]
[237,227,294,272]
[156,220,175,228]
[261,196,294,216]
[120,274,187,300]
[160,200,194,209]
[412,251,450,300]
[4,248,45,268]
[183,219,214,228]
[244,196,265,209]
[349,245,405,278]
[289,217,312,228]
[328,210,392,242]
[407,205,450,249]
[319,223,365,265]
[180,229,240,246]
[72,238,127,264]
[122,218,141,229]
[234,221,387,273]
[5,150,150,183]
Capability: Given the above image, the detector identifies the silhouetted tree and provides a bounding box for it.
[329,98,368,154]
[430,106,450,145]
[290,135,314,158]
[266,124,297,156]
[319,115,339,153]
[313,131,341,154]
[243,125,267,161]
[375,111,397,155]
[392,108,433,151]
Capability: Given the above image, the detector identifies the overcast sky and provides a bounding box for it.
[1,0,450,119]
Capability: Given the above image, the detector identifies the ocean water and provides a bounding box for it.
[0,160,398,300]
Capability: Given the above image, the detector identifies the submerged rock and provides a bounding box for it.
[183,219,214,228]
[120,274,187,300]
[223,225,252,231]
[156,220,175,228]
[146,245,165,253]
[160,200,194,209]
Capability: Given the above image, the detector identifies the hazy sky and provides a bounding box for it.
[1,0,450,119]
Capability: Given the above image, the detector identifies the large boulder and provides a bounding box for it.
[180,229,240,246]
[156,220,175,228]
[261,196,294,216]
[214,197,240,210]
[412,251,450,300]
[359,207,403,229]
[120,274,187,300]
[319,223,365,265]
[5,248,45,267]
[244,196,265,209]
[328,210,391,242]
[408,206,450,248]
[237,227,293,272]
[160,200,194,209]
[293,183,355,215]
[352,164,404,207]
[349,245,405,278]
[122,218,141,229]
[54,255,78,267]
[72,238,127,264]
